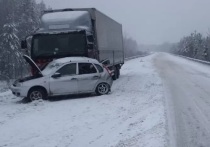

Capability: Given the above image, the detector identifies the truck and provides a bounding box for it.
[21,8,124,79]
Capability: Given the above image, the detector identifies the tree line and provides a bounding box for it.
[0,0,46,80]
[123,35,147,58]
[170,31,210,61]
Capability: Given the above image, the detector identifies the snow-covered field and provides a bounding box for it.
[0,55,166,147]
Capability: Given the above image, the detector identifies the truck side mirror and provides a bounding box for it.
[21,40,27,49]
[87,44,94,49]
[87,35,94,42]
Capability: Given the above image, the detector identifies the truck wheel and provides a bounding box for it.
[112,67,118,80]
[116,68,120,79]
[118,68,120,78]
[112,74,117,80]
[96,83,110,95]
[27,88,46,101]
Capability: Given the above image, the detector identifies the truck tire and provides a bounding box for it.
[115,67,120,79]
[112,68,118,80]
[117,68,120,79]
[112,69,117,80]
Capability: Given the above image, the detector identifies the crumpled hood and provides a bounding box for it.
[23,55,43,76]
[19,75,42,83]
[13,75,42,87]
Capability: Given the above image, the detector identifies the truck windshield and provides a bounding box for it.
[31,32,87,59]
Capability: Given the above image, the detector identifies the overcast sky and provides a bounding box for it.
[41,0,210,45]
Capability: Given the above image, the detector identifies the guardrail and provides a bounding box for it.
[173,54,210,65]
[125,53,151,61]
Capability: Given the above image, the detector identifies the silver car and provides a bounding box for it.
[11,55,113,101]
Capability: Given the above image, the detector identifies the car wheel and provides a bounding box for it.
[28,88,46,101]
[96,83,110,95]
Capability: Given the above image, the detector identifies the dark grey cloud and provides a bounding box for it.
[40,0,210,44]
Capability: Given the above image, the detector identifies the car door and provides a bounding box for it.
[77,63,101,93]
[49,63,78,95]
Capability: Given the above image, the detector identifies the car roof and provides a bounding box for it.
[51,57,100,65]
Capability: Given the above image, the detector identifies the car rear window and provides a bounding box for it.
[94,64,103,73]
[79,63,97,74]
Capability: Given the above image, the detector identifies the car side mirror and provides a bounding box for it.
[52,73,61,78]
[21,40,27,49]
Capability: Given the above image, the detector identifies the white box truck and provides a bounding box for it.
[21,8,124,79]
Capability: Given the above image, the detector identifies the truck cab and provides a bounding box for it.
[22,10,96,69]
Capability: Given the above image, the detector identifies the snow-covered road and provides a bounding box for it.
[154,53,210,147]
[0,55,166,147]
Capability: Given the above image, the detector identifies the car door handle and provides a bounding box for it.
[92,76,100,79]
[71,78,77,81]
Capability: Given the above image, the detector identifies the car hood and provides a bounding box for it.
[19,75,43,83]
[13,75,43,87]
[23,55,43,76]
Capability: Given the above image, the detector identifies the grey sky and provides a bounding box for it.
[41,0,210,45]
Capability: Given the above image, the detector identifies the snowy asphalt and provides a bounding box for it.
[154,53,210,147]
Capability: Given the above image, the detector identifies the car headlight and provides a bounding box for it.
[16,82,23,87]
[13,80,23,87]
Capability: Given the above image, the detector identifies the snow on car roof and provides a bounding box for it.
[42,57,100,75]
[52,57,99,64]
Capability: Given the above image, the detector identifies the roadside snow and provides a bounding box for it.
[0,54,166,147]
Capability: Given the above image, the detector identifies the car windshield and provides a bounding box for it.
[41,61,63,75]
[31,32,87,59]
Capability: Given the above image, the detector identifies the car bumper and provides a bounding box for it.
[107,76,113,87]
[10,85,28,98]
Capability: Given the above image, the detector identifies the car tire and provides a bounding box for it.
[96,83,110,95]
[27,88,47,101]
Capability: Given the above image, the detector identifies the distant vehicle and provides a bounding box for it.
[21,8,124,80]
[11,55,113,101]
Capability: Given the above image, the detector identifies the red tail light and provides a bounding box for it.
[103,65,114,77]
